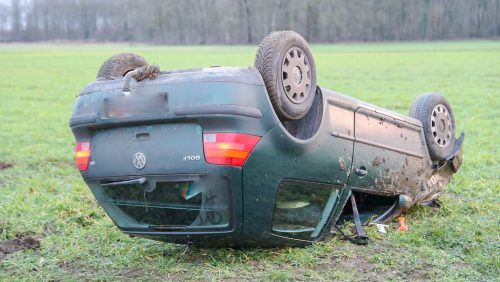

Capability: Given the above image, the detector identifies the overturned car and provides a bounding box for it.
[70,31,463,247]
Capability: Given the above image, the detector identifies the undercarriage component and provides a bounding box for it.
[122,64,160,95]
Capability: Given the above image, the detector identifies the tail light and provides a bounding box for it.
[203,133,261,167]
[75,141,91,171]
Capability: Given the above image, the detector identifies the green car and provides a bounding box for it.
[70,31,463,247]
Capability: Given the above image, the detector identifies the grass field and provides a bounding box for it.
[0,41,499,281]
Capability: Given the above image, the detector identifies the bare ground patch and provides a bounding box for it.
[0,235,40,260]
[0,161,13,171]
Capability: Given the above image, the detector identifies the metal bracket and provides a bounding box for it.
[101,177,147,187]
[122,69,141,96]
[122,64,161,96]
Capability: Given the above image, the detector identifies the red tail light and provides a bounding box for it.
[203,133,261,167]
[75,141,91,171]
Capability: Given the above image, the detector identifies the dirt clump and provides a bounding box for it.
[0,161,13,171]
[339,158,346,171]
[0,236,40,260]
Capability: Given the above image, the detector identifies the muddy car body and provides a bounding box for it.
[70,32,463,247]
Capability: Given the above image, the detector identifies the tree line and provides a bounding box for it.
[0,0,499,44]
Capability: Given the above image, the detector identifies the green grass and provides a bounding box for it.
[0,41,499,281]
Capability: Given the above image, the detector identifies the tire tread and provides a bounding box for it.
[96,53,148,80]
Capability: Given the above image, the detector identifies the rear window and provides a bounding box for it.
[92,177,230,230]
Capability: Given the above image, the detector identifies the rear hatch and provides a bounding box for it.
[90,123,204,177]
[70,67,277,233]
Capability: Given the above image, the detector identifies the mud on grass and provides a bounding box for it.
[0,161,13,171]
[0,41,499,280]
[0,235,40,261]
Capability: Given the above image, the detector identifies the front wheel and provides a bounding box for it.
[409,93,456,161]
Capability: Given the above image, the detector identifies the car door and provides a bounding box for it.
[348,107,426,195]
[326,97,356,184]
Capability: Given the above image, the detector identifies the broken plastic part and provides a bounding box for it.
[375,223,388,234]
[398,216,408,232]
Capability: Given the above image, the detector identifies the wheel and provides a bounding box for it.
[96,53,148,80]
[255,31,317,120]
[409,93,456,161]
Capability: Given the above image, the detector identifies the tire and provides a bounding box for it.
[255,31,317,120]
[96,53,148,80]
[409,93,456,161]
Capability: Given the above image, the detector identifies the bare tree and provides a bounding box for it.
[1,0,499,43]
[241,0,253,44]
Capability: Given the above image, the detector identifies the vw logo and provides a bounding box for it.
[132,152,146,170]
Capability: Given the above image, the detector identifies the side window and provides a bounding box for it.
[271,180,339,240]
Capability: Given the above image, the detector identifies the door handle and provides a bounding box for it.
[355,167,368,176]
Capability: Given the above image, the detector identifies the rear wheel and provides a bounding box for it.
[97,53,148,80]
[409,93,456,161]
[255,31,317,120]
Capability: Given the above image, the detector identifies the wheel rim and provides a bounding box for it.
[430,104,452,148]
[281,47,311,104]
